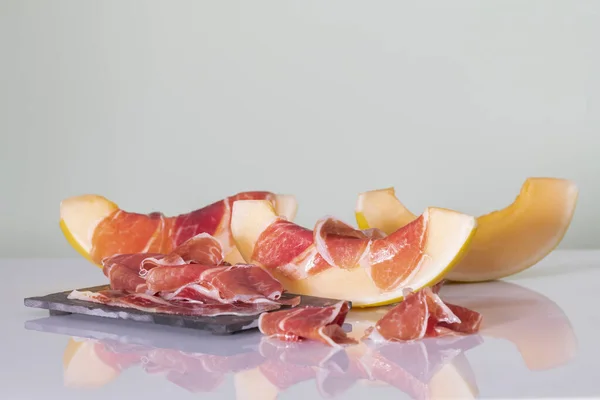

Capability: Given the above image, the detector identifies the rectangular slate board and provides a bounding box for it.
[24,285,348,335]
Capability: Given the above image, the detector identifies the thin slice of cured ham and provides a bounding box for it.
[77,231,300,316]
[251,215,426,291]
[141,233,224,270]
[258,301,358,347]
[67,289,282,316]
[363,283,482,342]
[99,232,299,305]
[101,253,165,292]
[147,263,299,306]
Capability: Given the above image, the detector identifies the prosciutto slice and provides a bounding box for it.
[74,232,300,317]
[258,301,358,347]
[68,289,283,317]
[363,283,482,342]
[149,263,297,306]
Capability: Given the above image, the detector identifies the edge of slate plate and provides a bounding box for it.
[24,284,350,335]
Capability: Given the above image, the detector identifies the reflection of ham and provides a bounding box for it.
[364,283,482,342]
[87,338,265,393]
[70,232,300,317]
[360,335,483,400]
[258,301,358,347]
[315,350,370,398]
[259,338,349,370]
[259,359,316,391]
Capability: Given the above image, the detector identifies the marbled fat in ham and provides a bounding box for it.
[258,301,358,347]
[363,282,482,342]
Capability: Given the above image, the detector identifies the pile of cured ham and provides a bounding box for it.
[69,232,482,347]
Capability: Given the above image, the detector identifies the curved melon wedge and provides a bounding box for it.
[60,195,118,266]
[231,200,476,308]
[355,178,579,282]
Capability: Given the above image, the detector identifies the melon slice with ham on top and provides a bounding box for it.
[231,200,477,308]
[60,191,297,266]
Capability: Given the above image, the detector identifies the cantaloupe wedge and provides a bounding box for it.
[60,192,297,267]
[231,200,476,307]
[355,178,578,282]
[62,338,119,388]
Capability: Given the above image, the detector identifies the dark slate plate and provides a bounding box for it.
[24,285,348,335]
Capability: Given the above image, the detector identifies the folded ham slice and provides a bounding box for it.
[364,282,482,342]
[68,289,284,317]
[258,301,358,347]
[72,232,300,317]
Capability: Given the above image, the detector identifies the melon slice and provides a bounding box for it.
[60,192,297,267]
[231,200,476,307]
[355,178,578,282]
[62,338,119,388]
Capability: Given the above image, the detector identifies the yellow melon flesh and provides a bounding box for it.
[356,178,578,282]
[355,187,416,234]
[63,338,119,388]
[231,200,476,307]
[60,194,298,266]
[60,195,118,265]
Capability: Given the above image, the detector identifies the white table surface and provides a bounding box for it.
[4,250,600,399]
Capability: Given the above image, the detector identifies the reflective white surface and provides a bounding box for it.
[5,251,600,399]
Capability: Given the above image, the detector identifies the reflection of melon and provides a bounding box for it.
[60,193,297,266]
[63,338,119,388]
[231,200,476,307]
[234,368,278,400]
[356,178,578,282]
[427,357,478,399]
[442,280,578,371]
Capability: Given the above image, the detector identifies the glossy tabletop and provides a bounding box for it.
[5,251,600,399]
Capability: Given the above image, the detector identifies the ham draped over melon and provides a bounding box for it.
[60,191,484,348]
[253,215,424,289]
[68,232,301,317]
[90,192,284,264]
[231,200,477,307]
[60,191,298,266]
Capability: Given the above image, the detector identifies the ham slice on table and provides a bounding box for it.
[70,232,300,317]
[258,301,358,347]
[363,282,482,342]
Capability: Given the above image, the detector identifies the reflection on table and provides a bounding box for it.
[24,279,577,399]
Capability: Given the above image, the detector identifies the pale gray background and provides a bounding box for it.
[1,1,598,257]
